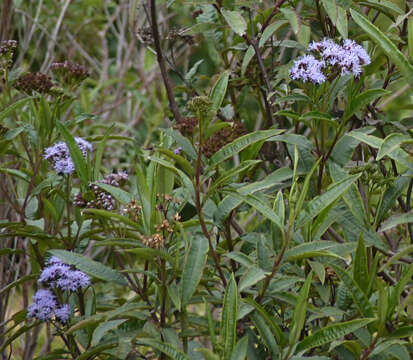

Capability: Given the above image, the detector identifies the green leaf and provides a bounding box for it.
[222,274,238,360]
[379,212,413,232]
[329,162,368,226]
[375,175,410,224]
[244,298,285,346]
[241,45,255,76]
[210,71,230,113]
[280,8,299,34]
[136,339,191,360]
[77,344,118,360]
[91,319,127,346]
[354,233,369,292]
[409,18,413,61]
[296,318,375,352]
[209,129,284,167]
[181,236,209,307]
[195,348,220,360]
[295,157,322,217]
[259,20,288,48]
[221,9,247,36]
[343,89,390,121]
[379,245,413,272]
[0,97,35,122]
[295,174,361,228]
[238,266,267,292]
[206,160,261,197]
[230,192,283,232]
[322,0,348,38]
[93,125,114,181]
[156,148,195,177]
[230,336,248,360]
[350,9,413,88]
[48,249,127,286]
[56,121,89,186]
[328,263,375,318]
[94,182,132,204]
[389,264,413,314]
[377,133,412,161]
[251,313,280,357]
[290,272,313,345]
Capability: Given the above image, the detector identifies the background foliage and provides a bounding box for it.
[1,0,413,359]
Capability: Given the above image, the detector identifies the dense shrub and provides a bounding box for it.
[0,1,413,359]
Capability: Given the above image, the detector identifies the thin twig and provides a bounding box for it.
[149,0,182,122]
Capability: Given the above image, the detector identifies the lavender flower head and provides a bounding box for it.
[290,55,326,84]
[27,289,57,321]
[174,146,182,155]
[39,256,91,292]
[56,270,91,291]
[44,137,92,174]
[291,38,371,83]
[54,304,71,323]
[308,38,371,77]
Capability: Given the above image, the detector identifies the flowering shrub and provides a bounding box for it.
[1,1,413,360]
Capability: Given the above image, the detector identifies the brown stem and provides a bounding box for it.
[261,0,288,33]
[195,144,227,287]
[257,230,290,303]
[149,0,181,122]
[243,34,277,127]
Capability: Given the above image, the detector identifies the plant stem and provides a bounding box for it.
[149,0,181,122]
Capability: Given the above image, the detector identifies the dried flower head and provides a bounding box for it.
[142,233,165,249]
[50,61,89,88]
[175,117,198,136]
[0,40,17,77]
[15,72,54,95]
[136,27,153,46]
[202,121,247,158]
[74,172,128,211]
[44,137,92,175]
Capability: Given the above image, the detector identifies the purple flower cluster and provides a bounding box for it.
[27,289,71,323]
[27,256,91,323]
[44,137,92,174]
[290,38,371,83]
[38,256,91,291]
[290,55,326,84]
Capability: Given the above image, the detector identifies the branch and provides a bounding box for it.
[149,0,182,122]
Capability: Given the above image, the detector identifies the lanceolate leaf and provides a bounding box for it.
[295,174,360,229]
[379,212,413,232]
[94,182,132,204]
[221,9,247,36]
[221,274,238,360]
[354,234,369,292]
[230,336,248,360]
[181,236,209,307]
[296,318,375,352]
[343,88,389,121]
[209,129,284,167]
[56,121,89,186]
[350,9,413,88]
[328,263,374,318]
[136,339,191,360]
[290,272,313,346]
[48,249,127,286]
[210,71,230,113]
